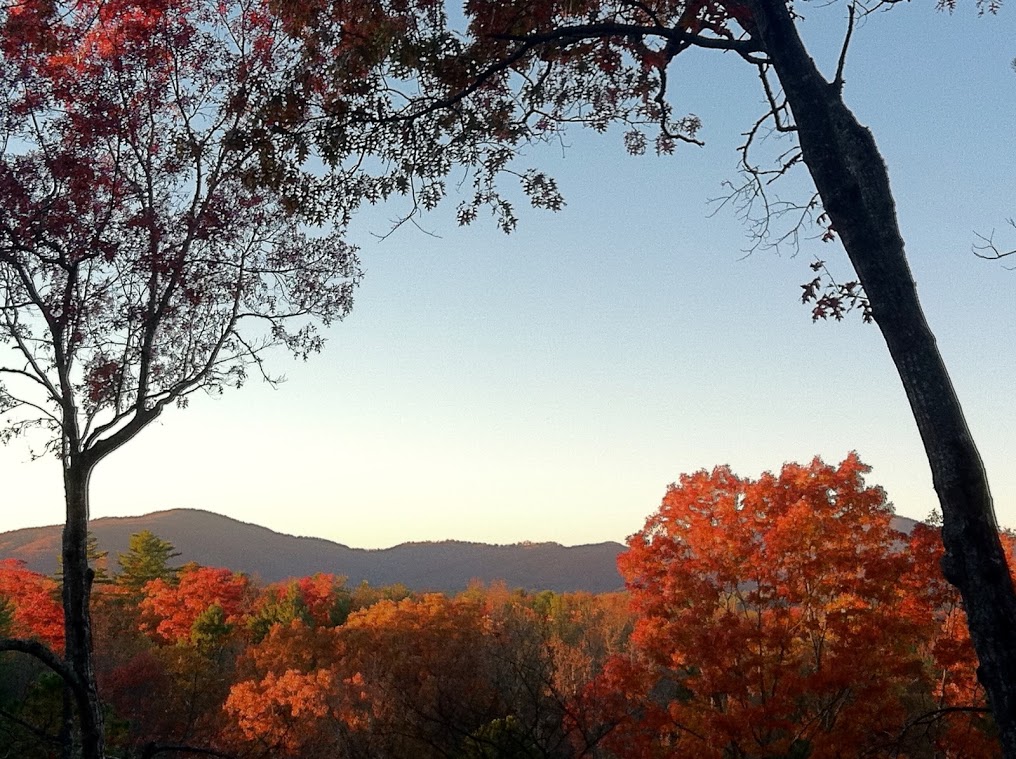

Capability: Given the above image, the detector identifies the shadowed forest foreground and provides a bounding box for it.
[0,456,1006,758]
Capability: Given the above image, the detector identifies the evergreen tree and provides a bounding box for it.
[115,531,181,592]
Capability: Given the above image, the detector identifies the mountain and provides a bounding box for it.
[0,509,627,594]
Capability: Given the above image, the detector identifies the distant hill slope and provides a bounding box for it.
[0,509,627,593]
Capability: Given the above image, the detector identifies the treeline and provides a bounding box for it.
[0,457,1005,758]
[0,534,633,759]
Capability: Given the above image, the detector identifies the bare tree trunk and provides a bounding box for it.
[746,0,1016,752]
[62,458,106,759]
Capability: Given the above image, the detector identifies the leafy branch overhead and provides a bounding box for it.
[801,259,873,323]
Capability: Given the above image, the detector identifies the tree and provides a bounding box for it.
[116,531,180,593]
[613,455,932,756]
[0,1,361,756]
[224,620,344,758]
[273,0,1016,749]
[247,574,352,642]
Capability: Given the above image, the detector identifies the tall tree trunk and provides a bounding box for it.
[745,0,1016,752]
[62,458,106,759]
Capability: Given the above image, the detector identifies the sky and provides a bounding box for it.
[3,1,1015,549]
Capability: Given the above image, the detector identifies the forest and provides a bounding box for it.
[0,456,1007,757]
[1,0,1013,755]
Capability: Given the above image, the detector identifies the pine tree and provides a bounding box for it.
[115,531,181,592]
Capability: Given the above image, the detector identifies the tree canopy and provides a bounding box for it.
[0,0,361,461]
[615,455,979,756]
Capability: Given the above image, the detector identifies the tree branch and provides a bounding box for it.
[0,638,79,691]
[0,705,62,746]
[832,3,856,93]
[973,224,1016,265]
[495,23,763,55]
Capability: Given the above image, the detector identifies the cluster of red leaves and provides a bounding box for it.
[287,573,346,626]
[140,565,250,643]
[0,559,63,650]
[801,259,874,323]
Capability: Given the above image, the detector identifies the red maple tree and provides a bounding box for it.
[141,565,251,645]
[614,455,939,757]
[0,559,63,650]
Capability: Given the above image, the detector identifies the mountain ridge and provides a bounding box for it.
[0,508,628,593]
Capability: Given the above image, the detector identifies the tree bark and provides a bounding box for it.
[746,0,1016,752]
[62,458,106,759]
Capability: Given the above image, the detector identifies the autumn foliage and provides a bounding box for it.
[609,457,908,755]
[0,456,1004,757]
[140,565,251,644]
[0,559,63,650]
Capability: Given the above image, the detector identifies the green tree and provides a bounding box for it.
[189,604,232,654]
[116,532,180,593]
[247,583,309,643]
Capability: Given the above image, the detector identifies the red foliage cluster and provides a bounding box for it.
[140,566,250,644]
[601,455,1001,758]
[0,559,63,650]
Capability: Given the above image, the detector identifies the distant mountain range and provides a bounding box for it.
[0,509,628,593]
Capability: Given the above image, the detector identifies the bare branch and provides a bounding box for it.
[973,223,1016,266]
[832,3,857,93]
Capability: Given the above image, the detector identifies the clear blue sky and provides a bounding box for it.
[3,2,1014,549]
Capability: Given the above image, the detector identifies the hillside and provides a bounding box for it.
[0,509,627,593]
